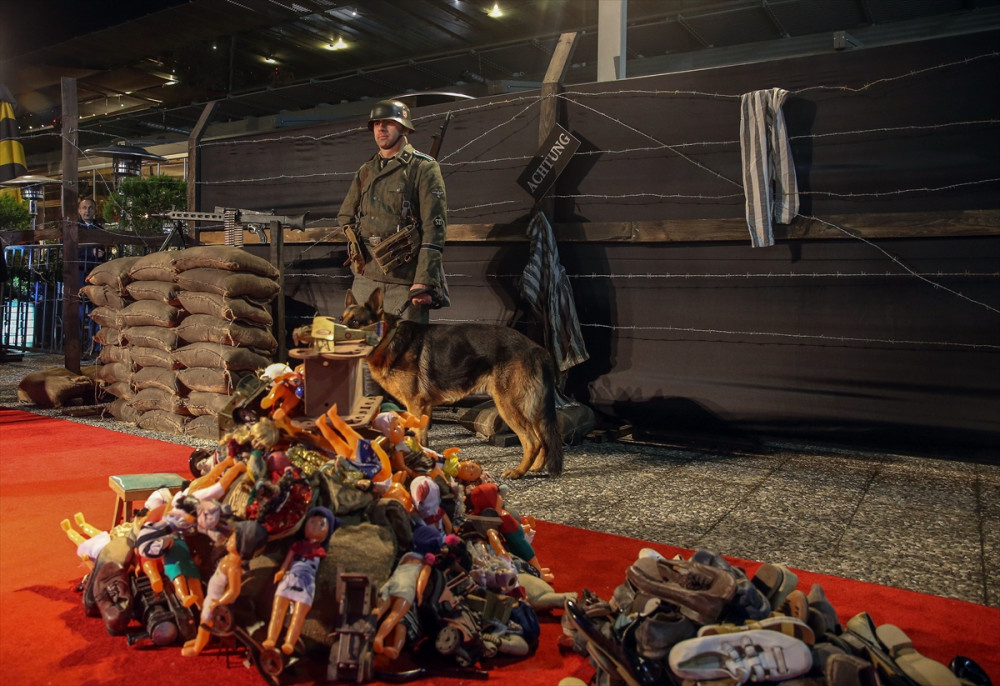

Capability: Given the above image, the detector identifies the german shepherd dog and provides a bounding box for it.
[341,288,563,479]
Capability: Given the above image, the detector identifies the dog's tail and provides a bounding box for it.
[542,363,564,476]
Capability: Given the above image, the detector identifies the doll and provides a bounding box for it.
[372,410,433,479]
[182,520,269,657]
[468,483,553,582]
[409,475,452,535]
[318,404,393,489]
[134,494,200,596]
[61,512,111,569]
[372,524,442,659]
[263,506,339,655]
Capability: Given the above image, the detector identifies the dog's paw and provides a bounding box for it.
[501,467,526,479]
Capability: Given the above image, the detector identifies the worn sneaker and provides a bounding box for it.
[669,629,812,683]
[626,556,737,625]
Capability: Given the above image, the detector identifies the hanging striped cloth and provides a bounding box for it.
[0,91,27,182]
[520,211,589,375]
[739,87,799,248]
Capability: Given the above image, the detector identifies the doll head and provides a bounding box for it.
[373,411,405,443]
[456,460,482,482]
[250,417,280,451]
[412,523,444,563]
[410,476,441,519]
[469,483,501,515]
[303,506,338,546]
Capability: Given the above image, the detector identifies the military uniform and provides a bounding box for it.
[338,143,449,320]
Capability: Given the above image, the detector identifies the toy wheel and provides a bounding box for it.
[211,605,235,635]
[435,626,461,655]
[259,647,285,677]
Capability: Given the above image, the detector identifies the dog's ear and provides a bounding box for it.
[345,290,358,308]
[367,287,384,316]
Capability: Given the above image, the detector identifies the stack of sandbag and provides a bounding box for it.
[119,251,191,434]
[82,256,142,417]
[172,246,279,439]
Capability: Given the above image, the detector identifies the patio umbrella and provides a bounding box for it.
[0,86,27,183]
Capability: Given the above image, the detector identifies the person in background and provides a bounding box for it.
[77,197,107,354]
[338,99,449,323]
[77,197,107,275]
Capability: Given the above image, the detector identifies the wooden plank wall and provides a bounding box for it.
[199,31,1000,453]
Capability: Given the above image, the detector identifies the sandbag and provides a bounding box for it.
[97,345,131,366]
[107,397,142,424]
[119,300,186,328]
[137,409,189,434]
[185,390,233,417]
[172,245,280,279]
[130,345,178,369]
[128,250,179,282]
[17,367,95,408]
[176,268,280,300]
[133,367,182,394]
[101,381,134,400]
[85,256,141,294]
[176,314,278,353]
[173,342,271,371]
[94,362,133,384]
[80,284,130,310]
[177,291,273,327]
[124,326,181,352]
[88,306,121,330]
[93,326,125,347]
[176,367,250,394]
[126,280,182,305]
[185,414,221,440]
[131,387,188,414]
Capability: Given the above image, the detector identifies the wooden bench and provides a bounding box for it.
[108,473,186,529]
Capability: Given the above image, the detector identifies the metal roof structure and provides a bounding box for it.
[5,0,1000,162]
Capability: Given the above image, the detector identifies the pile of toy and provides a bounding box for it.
[83,246,279,439]
[62,364,576,684]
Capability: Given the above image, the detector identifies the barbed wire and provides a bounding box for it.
[12,49,999,348]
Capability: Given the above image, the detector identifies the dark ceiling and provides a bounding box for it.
[4,0,1000,163]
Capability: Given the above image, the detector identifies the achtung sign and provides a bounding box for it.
[517,123,580,201]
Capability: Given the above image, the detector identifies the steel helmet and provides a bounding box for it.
[368,99,414,132]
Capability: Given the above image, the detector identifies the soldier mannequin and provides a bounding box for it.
[338,100,449,323]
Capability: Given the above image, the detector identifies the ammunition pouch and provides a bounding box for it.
[369,224,420,274]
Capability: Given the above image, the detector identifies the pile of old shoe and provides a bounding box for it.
[561,548,990,686]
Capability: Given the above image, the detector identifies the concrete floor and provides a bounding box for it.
[3,351,997,610]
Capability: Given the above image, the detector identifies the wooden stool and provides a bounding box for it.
[108,473,186,529]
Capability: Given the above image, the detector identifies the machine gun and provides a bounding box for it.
[157,207,307,248]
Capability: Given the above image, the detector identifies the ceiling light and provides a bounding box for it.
[326,37,348,50]
[488,2,503,18]
[264,56,277,64]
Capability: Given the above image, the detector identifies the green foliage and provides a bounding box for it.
[0,191,32,232]
[103,174,187,235]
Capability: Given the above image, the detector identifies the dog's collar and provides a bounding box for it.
[365,321,398,356]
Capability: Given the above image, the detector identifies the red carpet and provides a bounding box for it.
[1,407,997,685]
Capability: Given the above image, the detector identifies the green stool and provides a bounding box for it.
[108,473,186,529]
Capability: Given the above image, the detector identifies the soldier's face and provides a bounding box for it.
[372,119,406,154]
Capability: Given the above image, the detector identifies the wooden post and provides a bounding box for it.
[538,32,578,220]
[269,219,286,363]
[187,101,219,243]
[61,77,80,373]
